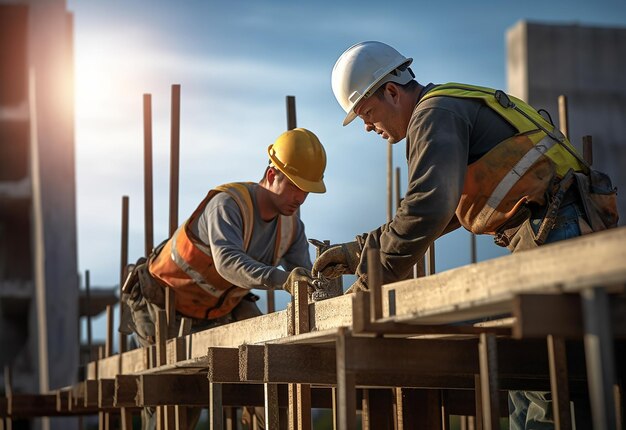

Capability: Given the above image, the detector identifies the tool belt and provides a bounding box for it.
[494,172,580,248]
[494,167,618,249]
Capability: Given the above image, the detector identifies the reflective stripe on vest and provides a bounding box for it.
[148,182,298,319]
[474,133,557,228]
[419,83,586,234]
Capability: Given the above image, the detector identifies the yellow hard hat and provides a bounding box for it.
[267,128,327,193]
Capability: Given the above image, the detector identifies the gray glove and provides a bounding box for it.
[283,267,315,296]
[312,241,361,279]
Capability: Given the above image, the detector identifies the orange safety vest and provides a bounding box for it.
[419,83,588,234]
[148,182,298,320]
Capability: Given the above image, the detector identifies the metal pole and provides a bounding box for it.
[583,135,593,166]
[286,95,297,130]
[387,143,392,223]
[143,94,154,255]
[427,244,436,276]
[558,95,569,139]
[29,70,50,422]
[85,270,92,361]
[395,167,401,210]
[119,196,129,354]
[167,85,181,333]
[169,84,181,236]
[470,234,477,264]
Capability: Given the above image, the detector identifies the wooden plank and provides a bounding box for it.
[264,344,336,385]
[362,389,394,430]
[367,249,383,321]
[84,379,99,407]
[207,347,240,383]
[138,374,209,406]
[98,379,115,408]
[547,335,572,430]
[386,227,626,323]
[336,328,356,430]
[264,383,279,430]
[293,279,311,430]
[478,334,499,430]
[55,389,70,412]
[115,375,139,407]
[581,287,618,430]
[209,383,223,430]
[239,344,264,382]
[514,294,626,338]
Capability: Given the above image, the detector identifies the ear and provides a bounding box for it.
[385,82,401,105]
[266,166,277,185]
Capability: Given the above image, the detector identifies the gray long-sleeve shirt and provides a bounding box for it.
[189,183,312,290]
[356,83,517,283]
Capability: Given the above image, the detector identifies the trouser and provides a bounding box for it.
[123,287,264,430]
[505,202,584,430]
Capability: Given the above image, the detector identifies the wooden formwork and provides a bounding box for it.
[1,227,625,430]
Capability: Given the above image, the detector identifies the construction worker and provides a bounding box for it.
[313,41,618,430]
[122,127,327,430]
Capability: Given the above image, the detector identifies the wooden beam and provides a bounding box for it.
[207,347,240,383]
[98,379,115,408]
[84,379,99,407]
[239,344,264,382]
[138,374,209,406]
[547,335,572,430]
[514,294,626,339]
[478,334,499,430]
[386,227,626,323]
[114,375,139,407]
[336,328,356,430]
[264,344,336,385]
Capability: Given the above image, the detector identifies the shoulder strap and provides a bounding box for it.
[272,215,298,265]
[212,182,255,251]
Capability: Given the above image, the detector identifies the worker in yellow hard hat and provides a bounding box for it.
[122,127,327,430]
[313,41,618,430]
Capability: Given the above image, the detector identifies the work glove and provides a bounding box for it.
[312,241,362,279]
[282,267,315,296]
[345,276,368,294]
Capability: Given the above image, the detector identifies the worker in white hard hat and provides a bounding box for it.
[122,127,327,430]
[313,41,618,430]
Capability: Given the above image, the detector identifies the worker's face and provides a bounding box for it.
[268,169,308,216]
[355,83,407,144]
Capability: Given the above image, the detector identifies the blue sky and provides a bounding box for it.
[66,0,626,341]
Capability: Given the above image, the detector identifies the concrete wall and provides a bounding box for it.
[507,21,626,225]
[0,0,78,416]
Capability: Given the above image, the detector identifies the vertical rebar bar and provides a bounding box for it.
[169,84,181,236]
[119,196,129,354]
[395,167,401,210]
[286,96,297,131]
[143,94,154,255]
[85,270,92,361]
[470,234,477,264]
[387,143,392,223]
[558,95,569,139]
[583,135,593,166]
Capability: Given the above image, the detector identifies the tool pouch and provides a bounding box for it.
[573,169,619,233]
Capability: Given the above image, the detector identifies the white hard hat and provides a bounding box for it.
[332,41,414,126]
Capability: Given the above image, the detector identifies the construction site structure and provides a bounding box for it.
[507,21,626,224]
[0,0,78,398]
[1,12,626,430]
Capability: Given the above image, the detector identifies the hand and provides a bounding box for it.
[312,241,361,278]
[345,276,368,294]
[282,267,315,296]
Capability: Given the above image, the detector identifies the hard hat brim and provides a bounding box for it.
[288,175,326,194]
[342,111,358,127]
